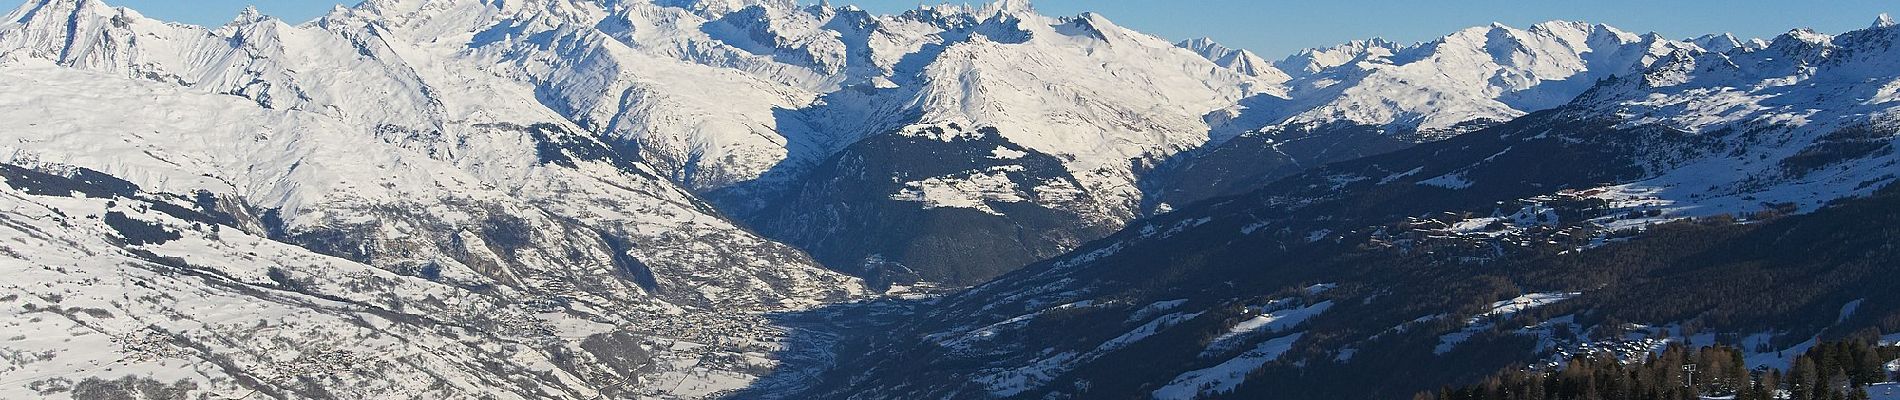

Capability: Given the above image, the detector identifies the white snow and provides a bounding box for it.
[1841,299,1866,323]
[0,1,889,396]
[889,167,1029,215]
[1418,172,1475,189]
[977,351,1080,397]
[1231,21,1700,137]
[929,300,1096,351]
[1100,312,1205,353]
[1206,301,1333,355]
[1127,299,1191,323]
[5,0,1900,397]
[990,147,1029,160]
[1870,383,1900,400]
[1380,167,1426,184]
[1153,333,1305,400]
[1438,293,1579,354]
[1746,336,1819,370]
[1485,293,1580,319]
[955,299,1323,398]
[1179,37,1293,84]
[1305,283,1338,295]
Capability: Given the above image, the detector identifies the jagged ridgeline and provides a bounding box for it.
[4,0,1900,399]
[4,0,1740,288]
[797,15,1900,393]
[0,0,1814,290]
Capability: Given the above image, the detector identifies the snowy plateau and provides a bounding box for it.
[1,0,1900,399]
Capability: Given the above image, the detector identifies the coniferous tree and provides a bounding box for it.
[1794,355,1821,400]
[1727,350,1750,395]
[1761,369,1783,400]
[1741,370,1766,400]
[1424,342,1899,400]
[1853,342,1886,385]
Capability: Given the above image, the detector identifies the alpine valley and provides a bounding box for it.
[1,0,1897,399]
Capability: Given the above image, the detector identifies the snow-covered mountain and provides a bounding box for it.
[7,0,1900,398]
[0,0,1745,288]
[626,0,1279,285]
[798,16,1900,400]
[0,0,878,309]
[0,0,869,397]
[1286,21,1698,131]
[0,0,1275,286]
[1179,37,1291,83]
[1153,21,1711,211]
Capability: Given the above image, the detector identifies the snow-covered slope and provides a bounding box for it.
[1551,15,1900,217]
[2,0,1794,290]
[1179,37,1292,83]
[0,162,633,399]
[11,0,1755,289]
[804,17,1900,400]
[9,0,1899,397]
[0,0,1272,286]
[1279,21,1698,132]
[1156,21,1709,210]
[0,0,862,310]
[0,158,878,399]
[697,2,1275,285]
[0,0,870,396]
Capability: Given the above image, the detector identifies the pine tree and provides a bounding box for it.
[1741,371,1765,400]
[1760,369,1783,400]
[1727,349,1751,395]
[1436,342,1899,400]
[1793,356,1821,400]
[1852,342,1886,385]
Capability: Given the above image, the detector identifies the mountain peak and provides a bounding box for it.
[1777,27,1832,45]
[230,5,267,25]
[22,0,98,8]
[1177,37,1289,82]
[1055,11,1125,42]
[1876,13,1896,29]
[1690,32,1747,53]
[655,0,787,15]
[1178,37,1230,53]
[1528,19,1592,32]
[1276,37,1404,76]
[7,0,108,18]
[983,0,1034,14]
[5,0,123,37]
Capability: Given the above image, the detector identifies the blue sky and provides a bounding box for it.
[37,0,1897,57]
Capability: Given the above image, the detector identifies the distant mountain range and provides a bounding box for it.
[1,0,1896,399]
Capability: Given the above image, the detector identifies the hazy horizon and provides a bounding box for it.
[10,0,1895,58]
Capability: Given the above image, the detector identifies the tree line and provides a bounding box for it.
[1422,339,1900,400]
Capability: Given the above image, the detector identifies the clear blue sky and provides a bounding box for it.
[36,0,1897,58]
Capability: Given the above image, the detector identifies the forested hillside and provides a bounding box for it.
[1429,340,1900,400]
